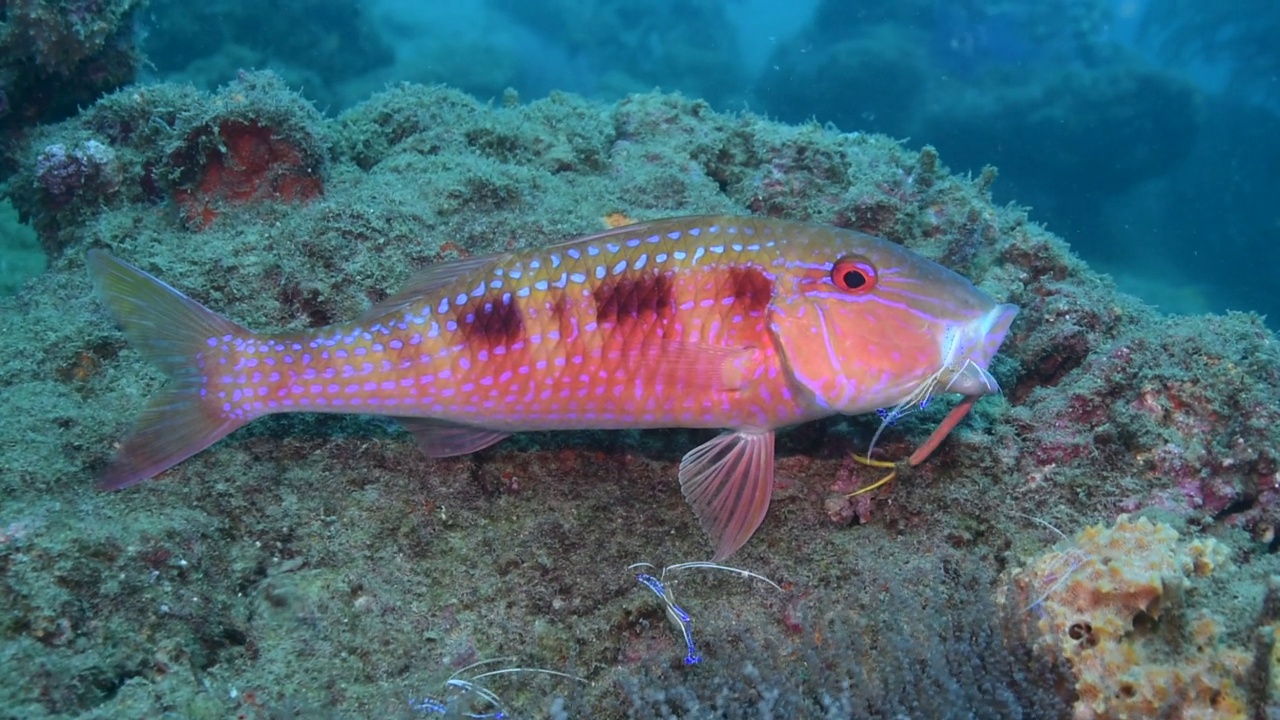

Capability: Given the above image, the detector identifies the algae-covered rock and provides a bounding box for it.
[1,72,1279,717]
[0,0,144,154]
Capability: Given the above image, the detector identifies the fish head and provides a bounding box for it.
[767,226,1018,415]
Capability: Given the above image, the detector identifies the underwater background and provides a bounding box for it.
[1,0,1279,718]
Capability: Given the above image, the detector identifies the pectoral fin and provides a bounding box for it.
[398,418,511,457]
[678,430,775,561]
[613,342,761,392]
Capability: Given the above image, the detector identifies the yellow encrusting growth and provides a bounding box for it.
[603,211,637,228]
[1003,514,1246,720]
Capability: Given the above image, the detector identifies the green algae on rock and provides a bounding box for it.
[1,76,1279,717]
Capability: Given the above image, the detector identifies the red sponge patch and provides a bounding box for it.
[174,120,323,229]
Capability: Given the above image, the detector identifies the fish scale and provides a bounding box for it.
[88,215,1019,560]
[204,218,808,432]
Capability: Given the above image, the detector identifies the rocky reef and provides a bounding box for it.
[2,70,1279,718]
[0,0,145,171]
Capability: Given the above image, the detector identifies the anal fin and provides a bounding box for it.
[678,430,775,561]
[398,418,511,457]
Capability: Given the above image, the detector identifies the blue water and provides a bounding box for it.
[134,0,1278,325]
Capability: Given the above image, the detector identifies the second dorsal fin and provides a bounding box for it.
[359,251,506,323]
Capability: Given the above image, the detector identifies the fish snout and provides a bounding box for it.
[942,302,1018,396]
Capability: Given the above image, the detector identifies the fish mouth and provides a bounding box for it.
[940,302,1019,396]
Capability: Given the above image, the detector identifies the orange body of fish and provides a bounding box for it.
[89,216,1018,559]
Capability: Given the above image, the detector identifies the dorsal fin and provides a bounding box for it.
[539,215,728,251]
[359,251,506,323]
[360,215,752,323]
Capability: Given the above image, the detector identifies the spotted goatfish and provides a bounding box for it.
[88,216,1017,560]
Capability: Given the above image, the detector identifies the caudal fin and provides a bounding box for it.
[87,250,251,490]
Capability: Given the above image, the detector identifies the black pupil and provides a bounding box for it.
[842,269,866,289]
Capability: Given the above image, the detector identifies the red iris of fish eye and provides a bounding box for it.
[831,258,877,293]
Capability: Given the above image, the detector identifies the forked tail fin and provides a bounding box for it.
[87,250,252,490]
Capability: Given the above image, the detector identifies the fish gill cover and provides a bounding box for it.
[0,2,1278,719]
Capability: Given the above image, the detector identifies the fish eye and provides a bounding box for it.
[831,257,877,293]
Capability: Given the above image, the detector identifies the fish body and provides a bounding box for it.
[89,216,1018,559]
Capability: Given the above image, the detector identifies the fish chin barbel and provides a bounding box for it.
[850,299,1017,496]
